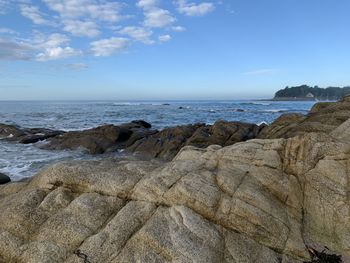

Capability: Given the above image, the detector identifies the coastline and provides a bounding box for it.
[0,96,350,262]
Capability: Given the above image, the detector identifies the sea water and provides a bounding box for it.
[0,100,317,180]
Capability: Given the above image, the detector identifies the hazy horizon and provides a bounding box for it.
[1,0,350,100]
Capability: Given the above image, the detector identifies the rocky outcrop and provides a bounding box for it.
[1,120,263,158]
[0,124,64,144]
[0,173,10,185]
[42,120,157,154]
[127,121,264,160]
[1,117,350,262]
[259,95,350,139]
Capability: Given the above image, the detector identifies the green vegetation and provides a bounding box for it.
[274,85,350,100]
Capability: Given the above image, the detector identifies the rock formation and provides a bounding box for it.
[258,95,350,139]
[42,120,157,154]
[127,121,264,160]
[1,98,350,262]
[1,122,350,261]
[0,124,64,144]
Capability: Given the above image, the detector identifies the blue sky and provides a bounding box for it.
[0,0,350,100]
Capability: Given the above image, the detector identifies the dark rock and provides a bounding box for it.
[0,173,11,184]
[127,123,204,160]
[0,124,65,143]
[235,109,245,112]
[0,124,26,139]
[19,129,65,144]
[127,121,262,160]
[130,120,152,129]
[43,121,156,154]
[178,107,184,109]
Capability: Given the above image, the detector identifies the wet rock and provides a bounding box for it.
[0,173,10,185]
[0,124,26,139]
[0,123,65,144]
[43,121,156,154]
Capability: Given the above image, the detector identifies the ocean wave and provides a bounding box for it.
[257,121,268,126]
[112,102,165,106]
[260,109,289,113]
[240,102,271,106]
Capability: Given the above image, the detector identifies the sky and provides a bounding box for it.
[0,0,350,100]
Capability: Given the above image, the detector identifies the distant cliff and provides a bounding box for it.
[273,85,350,100]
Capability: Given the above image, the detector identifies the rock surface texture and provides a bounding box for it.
[1,132,350,262]
[42,120,157,154]
[1,98,350,262]
[258,95,350,139]
[127,121,264,160]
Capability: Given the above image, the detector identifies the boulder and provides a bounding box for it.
[0,173,10,184]
[127,123,205,160]
[127,121,264,160]
[43,121,156,154]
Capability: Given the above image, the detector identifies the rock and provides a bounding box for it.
[2,96,350,262]
[130,120,152,129]
[0,124,26,139]
[127,123,205,160]
[259,96,350,139]
[127,121,263,160]
[19,129,65,144]
[1,123,350,262]
[0,173,10,184]
[0,123,65,144]
[42,121,156,154]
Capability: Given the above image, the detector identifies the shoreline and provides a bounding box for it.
[0,96,349,262]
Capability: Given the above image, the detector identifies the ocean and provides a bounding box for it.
[0,100,317,180]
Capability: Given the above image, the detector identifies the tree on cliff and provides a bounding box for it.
[274,85,350,100]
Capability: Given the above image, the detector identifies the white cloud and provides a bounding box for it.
[41,33,70,48]
[90,37,129,56]
[119,26,154,44]
[136,0,158,10]
[158,34,171,42]
[144,8,176,28]
[172,25,186,32]
[20,5,52,25]
[176,0,215,16]
[43,0,123,22]
[136,0,176,28]
[0,38,33,60]
[36,46,82,61]
[0,0,217,61]
[63,20,100,37]
[0,28,18,35]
